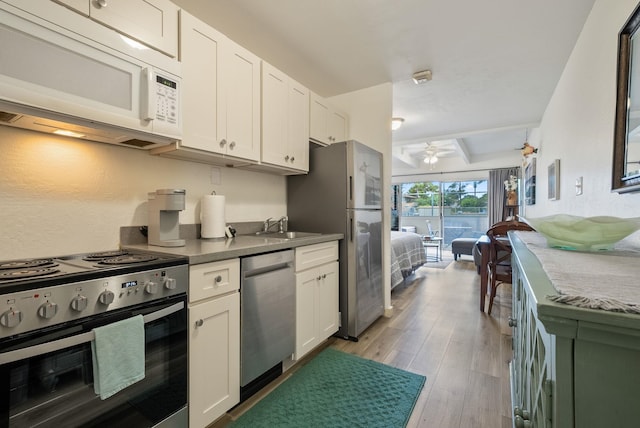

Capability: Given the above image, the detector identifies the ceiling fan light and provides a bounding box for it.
[424,155,438,164]
[391,117,404,131]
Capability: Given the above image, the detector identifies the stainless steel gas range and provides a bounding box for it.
[0,250,189,428]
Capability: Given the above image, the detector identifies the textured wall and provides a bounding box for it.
[524,0,640,221]
[0,127,286,259]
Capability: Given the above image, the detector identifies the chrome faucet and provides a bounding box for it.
[262,217,277,232]
[262,216,288,233]
[278,216,288,233]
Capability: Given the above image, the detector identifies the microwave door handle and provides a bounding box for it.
[0,301,184,365]
[141,67,157,121]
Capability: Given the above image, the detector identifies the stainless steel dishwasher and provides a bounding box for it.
[240,249,295,399]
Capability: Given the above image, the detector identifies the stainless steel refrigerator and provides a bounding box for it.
[287,140,383,340]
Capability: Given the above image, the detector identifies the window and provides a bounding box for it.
[394,180,488,247]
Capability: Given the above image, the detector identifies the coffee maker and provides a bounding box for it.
[148,189,186,247]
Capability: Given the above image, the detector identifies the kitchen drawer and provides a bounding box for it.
[294,241,338,272]
[189,258,240,302]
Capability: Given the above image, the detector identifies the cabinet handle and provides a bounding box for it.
[219,139,227,147]
[317,275,322,281]
[508,317,517,327]
[195,319,204,327]
[322,274,327,279]
[96,0,107,7]
[229,141,236,149]
[284,155,290,161]
[215,275,222,283]
[290,156,295,162]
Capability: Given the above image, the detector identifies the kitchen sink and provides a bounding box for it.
[254,231,320,239]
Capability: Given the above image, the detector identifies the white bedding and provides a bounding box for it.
[390,231,427,289]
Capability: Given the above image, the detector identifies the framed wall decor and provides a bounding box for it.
[548,159,560,200]
[524,158,536,205]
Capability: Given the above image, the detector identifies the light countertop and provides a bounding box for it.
[123,233,343,265]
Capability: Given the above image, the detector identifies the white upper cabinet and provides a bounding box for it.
[223,40,261,161]
[52,0,179,57]
[157,10,260,164]
[261,61,309,172]
[309,91,349,145]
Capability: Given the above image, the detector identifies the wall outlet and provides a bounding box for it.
[211,167,221,185]
[575,176,583,195]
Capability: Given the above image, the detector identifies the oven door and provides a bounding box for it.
[0,294,187,428]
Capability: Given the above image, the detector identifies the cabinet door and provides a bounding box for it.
[189,292,240,428]
[328,109,348,143]
[512,264,554,428]
[317,261,339,337]
[288,78,309,171]
[88,0,178,57]
[261,61,289,168]
[295,268,319,359]
[179,11,224,154]
[224,40,260,161]
[309,92,330,145]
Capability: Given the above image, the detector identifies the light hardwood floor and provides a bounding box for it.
[332,256,514,428]
[219,255,514,428]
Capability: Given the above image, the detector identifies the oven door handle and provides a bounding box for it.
[0,301,184,365]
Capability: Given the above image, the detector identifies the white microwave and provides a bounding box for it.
[0,1,182,149]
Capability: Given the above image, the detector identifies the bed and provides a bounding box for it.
[390,231,427,289]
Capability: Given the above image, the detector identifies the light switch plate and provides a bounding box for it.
[575,176,583,195]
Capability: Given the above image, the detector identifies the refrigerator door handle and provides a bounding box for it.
[350,215,354,242]
[349,175,353,202]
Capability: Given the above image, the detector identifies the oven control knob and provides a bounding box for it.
[99,290,115,305]
[145,281,158,294]
[71,295,88,312]
[38,302,58,319]
[164,278,177,290]
[1,308,22,328]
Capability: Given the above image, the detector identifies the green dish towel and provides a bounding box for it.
[91,314,145,400]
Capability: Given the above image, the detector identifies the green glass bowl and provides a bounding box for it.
[520,214,640,251]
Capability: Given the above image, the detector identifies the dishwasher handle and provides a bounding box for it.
[241,250,294,280]
[242,261,292,279]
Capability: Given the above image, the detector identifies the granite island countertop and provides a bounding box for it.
[122,233,344,265]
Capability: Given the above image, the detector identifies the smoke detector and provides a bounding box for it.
[412,69,432,84]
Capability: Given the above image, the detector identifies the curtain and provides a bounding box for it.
[488,167,519,227]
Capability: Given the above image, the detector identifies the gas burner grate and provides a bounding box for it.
[97,254,159,265]
[83,250,130,262]
[0,267,61,281]
[0,259,56,270]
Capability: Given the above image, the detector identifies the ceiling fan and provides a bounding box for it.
[423,142,455,165]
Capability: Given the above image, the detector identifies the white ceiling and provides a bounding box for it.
[173,0,596,171]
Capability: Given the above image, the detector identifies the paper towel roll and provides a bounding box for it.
[201,194,226,238]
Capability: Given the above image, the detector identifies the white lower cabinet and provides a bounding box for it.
[294,242,339,360]
[188,259,240,428]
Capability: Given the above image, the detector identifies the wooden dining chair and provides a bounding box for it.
[486,220,534,314]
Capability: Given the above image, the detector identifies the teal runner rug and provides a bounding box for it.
[230,347,426,428]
